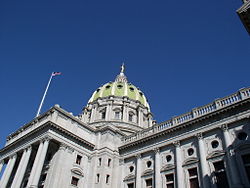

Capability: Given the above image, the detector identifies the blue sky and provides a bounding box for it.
[0,0,249,147]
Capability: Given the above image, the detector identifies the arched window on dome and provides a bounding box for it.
[113,107,122,120]
[128,112,135,122]
[99,108,106,120]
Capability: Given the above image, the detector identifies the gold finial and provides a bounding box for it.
[120,63,125,73]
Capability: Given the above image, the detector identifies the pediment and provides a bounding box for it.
[142,169,153,176]
[182,157,199,166]
[71,167,84,177]
[124,174,135,181]
[207,150,225,159]
[160,164,175,172]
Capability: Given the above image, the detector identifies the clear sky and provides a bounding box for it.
[0,0,249,147]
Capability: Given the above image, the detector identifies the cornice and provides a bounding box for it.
[0,121,95,154]
[119,98,250,151]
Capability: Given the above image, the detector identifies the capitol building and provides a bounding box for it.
[0,66,250,188]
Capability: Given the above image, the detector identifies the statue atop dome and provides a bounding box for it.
[115,63,127,83]
[120,63,125,73]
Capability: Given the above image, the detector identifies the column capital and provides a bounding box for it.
[196,132,203,140]
[221,124,228,132]
[58,143,67,151]
[25,145,32,152]
[42,136,52,142]
[87,155,92,162]
[119,158,125,165]
[10,153,17,159]
[173,140,180,147]
[153,148,160,154]
[67,146,74,154]
[135,153,142,159]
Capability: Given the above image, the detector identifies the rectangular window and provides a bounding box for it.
[102,111,106,119]
[96,174,100,183]
[98,158,102,166]
[146,178,153,188]
[127,183,134,188]
[106,174,110,184]
[76,155,82,165]
[115,111,120,119]
[166,173,174,188]
[242,154,250,182]
[108,158,111,167]
[129,114,133,122]
[213,161,229,188]
[188,168,199,188]
[71,177,79,186]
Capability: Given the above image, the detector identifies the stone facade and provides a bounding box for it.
[1,67,250,188]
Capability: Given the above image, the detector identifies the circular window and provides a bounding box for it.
[139,92,143,96]
[106,85,111,89]
[117,85,123,89]
[96,89,100,92]
[146,161,152,168]
[238,132,248,140]
[211,140,219,149]
[129,87,134,91]
[166,155,172,162]
[187,148,194,156]
[129,166,134,172]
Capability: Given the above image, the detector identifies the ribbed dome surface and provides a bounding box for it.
[88,65,150,110]
[88,81,150,110]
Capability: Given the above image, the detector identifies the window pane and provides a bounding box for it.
[166,174,174,182]
[128,183,134,188]
[188,168,197,177]
[166,183,174,188]
[190,178,199,188]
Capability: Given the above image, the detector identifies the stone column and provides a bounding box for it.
[138,108,143,126]
[122,104,128,122]
[136,154,142,188]
[90,105,97,123]
[27,140,44,187]
[119,159,125,188]
[174,141,184,188]
[0,160,4,174]
[0,154,17,188]
[154,148,161,188]
[221,124,241,186]
[106,103,112,121]
[11,146,32,188]
[197,133,210,188]
[47,143,67,187]
[30,137,50,188]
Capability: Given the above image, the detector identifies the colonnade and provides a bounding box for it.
[0,137,51,188]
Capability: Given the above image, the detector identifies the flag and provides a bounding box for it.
[52,72,62,76]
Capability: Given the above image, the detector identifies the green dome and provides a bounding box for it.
[88,65,150,110]
[88,82,150,110]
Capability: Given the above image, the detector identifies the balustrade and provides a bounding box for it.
[122,87,250,144]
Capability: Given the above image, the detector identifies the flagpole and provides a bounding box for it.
[36,73,53,117]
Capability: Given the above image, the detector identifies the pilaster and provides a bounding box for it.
[136,154,142,188]
[196,133,210,188]
[221,124,242,187]
[173,141,184,188]
[154,148,161,188]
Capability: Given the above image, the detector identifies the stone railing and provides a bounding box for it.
[121,87,250,143]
